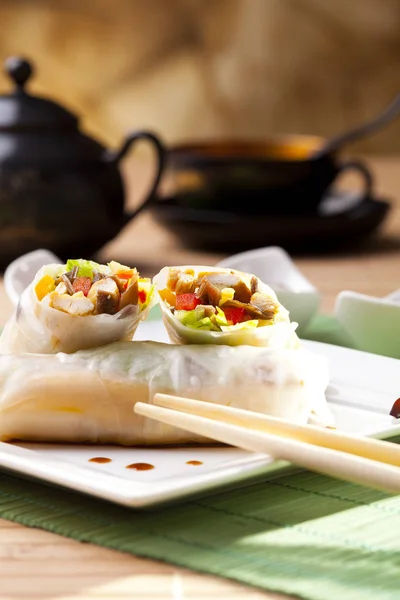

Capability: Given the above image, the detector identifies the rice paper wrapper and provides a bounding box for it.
[154,265,300,348]
[0,341,332,445]
[0,264,155,354]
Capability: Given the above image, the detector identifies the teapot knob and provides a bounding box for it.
[5,57,33,90]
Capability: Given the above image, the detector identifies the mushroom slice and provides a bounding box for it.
[250,292,278,320]
[250,276,258,295]
[197,276,222,306]
[223,294,277,320]
[96,291,120,315]
[61,274,75,295]
[223,299,265,320]
[119,277,139,310]
[198,272,252,303]
[109,274,126,293]
[62,266,79,283]
[92,271,106,284]
[88,277,120,315]
[196,304,216,318]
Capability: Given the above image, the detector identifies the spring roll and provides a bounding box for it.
[0,259,155,354]
[0,341,331,445]
[154,265,299,347]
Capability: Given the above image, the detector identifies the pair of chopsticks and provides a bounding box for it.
[134,395,400,494]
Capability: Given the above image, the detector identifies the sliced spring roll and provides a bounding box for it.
[0,259,155,354]
[0,341,331,445]
[154,265,299,347]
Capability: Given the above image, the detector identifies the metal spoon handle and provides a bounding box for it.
[317,92,400,157]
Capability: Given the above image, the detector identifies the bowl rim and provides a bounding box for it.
[168,135,328,164]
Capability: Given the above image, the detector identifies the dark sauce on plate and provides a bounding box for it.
[126,462,155,471]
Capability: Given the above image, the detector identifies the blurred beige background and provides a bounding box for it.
[0,0,399,152]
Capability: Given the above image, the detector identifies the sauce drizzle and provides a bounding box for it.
[89,457,112,464]
[126,462,154,471]
[186,460,203,466]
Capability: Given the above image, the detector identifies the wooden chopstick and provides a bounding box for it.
[134,397,400,494]
[153,393,400,467]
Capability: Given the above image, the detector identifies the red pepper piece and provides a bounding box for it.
[176,293,201,311]
[72,277,92,297]
[223,306,246,325]
[390,398,400,418]
[117,272,133,280]
[138,290,147,304]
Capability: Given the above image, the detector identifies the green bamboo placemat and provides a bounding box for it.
[1,462,400,600]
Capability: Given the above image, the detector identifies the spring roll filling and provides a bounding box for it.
[34,259,154,317]
[159,268,280,332]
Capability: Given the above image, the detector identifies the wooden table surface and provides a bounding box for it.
[1,155,399,600]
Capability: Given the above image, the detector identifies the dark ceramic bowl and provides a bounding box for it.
[164,137,373,215]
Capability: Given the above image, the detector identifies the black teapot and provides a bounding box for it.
[0,57,165,267]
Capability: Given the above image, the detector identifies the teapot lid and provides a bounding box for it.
[0,57,78,130]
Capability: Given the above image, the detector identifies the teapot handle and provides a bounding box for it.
[104,130,166,220]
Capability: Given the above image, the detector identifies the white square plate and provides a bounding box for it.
[0,320,399,508]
